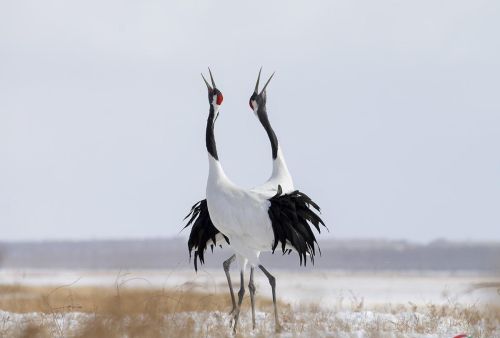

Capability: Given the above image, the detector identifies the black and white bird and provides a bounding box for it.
[184,69,326,333]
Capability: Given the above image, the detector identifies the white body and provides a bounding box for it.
[206,94,295,269]
[206,156,274,266]
[206,148,295,268]
[251,146,294,196]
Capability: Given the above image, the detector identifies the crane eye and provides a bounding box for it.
[216,92,223,105]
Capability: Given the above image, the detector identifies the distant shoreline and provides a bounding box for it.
[1,238,498,272]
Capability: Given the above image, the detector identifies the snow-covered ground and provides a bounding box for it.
[0,308,498,338]
[0,269,498,337]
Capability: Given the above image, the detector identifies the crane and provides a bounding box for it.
[184,69,326,333]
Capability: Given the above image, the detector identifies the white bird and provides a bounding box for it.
[250,68,294,194]
[220,68,296,320]
[184,69,326,333]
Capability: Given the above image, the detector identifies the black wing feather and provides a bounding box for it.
[183,199,229,271]
[267,185,328,266]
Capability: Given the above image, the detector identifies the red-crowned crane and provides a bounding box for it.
[184,69,326,333]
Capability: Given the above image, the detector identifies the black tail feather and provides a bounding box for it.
[268,185,327,266]
[183,199,229,271]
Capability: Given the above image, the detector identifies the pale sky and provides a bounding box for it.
[1,0,499,242]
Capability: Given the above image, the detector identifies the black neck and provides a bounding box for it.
[257,108,278,159]
[206,105,218,160]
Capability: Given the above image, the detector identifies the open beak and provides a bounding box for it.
[201,67,217,91]
[254,67,275,95]
[201,73,212,91]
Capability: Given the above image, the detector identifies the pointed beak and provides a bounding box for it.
[260,71,275,95]
[201,73,212,91]
[208,67,217,89]
[202,67,218,92]
[254,67,262,94]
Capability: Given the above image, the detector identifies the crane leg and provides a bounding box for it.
[223,254,236,314]
[259,264,281,332]
[248,266,256,330]
[232,270,245,334]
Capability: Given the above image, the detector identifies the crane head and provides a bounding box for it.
[201,68,224,109]
[249,67,274,114]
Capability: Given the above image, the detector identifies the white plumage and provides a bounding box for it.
[252,147,294,195]
[184,69,326,333]
[207,156,274,264]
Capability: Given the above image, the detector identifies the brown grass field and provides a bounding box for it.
[0,284,278,315]
[0,283,498,338]
[0,284,281,338]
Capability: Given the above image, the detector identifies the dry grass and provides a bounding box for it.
[278,290,500,338]
[0,282,281,338]
[0,283,274,315]
[0,282,498,337]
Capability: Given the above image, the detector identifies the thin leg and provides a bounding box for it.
[248,266,256,330]
[232,270,245,334]
[223,254,236,314]
[259,264,281,332]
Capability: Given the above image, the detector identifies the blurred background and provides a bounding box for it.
[0,0,499,308]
